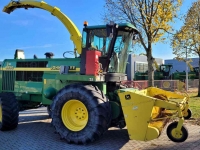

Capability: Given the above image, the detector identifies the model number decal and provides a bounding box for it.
[5,66,14,70]
[51,66,60,70]
[69,66,76,70]
[89,78,94,81]
[51,66,77,70]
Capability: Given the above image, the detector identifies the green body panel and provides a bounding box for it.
[0,56,123,118]
[154,72,163,80]
[110,101,121,119]
[134,72,147,80]
[0,58,81,107]
[21,93,30,100]
[42,73,107,105]
[172,72,196,80]
[14,81,43,94]
[134,65,172,80]
[107,91,120,103]
[43,87,57,99]
[55,74,104,82]
[0,57,80,74]
[0,22,138,123]
[0,57,131,121]
[134,72,164,80]
[42,96,53,105]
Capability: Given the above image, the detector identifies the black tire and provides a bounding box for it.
[166,121,188,142]
[51,84,111,144]
[183,109,192,120]
[0,92,19,131]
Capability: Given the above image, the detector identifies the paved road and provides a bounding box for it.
[0,107,200,150]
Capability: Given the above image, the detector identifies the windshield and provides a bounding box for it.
[87,29,111,56]
[160,65,171,72]
[83,27,136,74]
[109,31,133,73]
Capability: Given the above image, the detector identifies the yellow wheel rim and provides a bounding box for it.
[171,128,183,139]
[0,103,2,122]
[61,100,88,131]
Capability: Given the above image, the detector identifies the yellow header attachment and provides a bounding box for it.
[118,87,189,142]
[3,1,82,55]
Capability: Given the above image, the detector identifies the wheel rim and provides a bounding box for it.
[171,128,183,139]
[61,100,88,131]
[0,102,2,122]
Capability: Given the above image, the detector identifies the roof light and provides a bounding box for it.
[84,21,88,27]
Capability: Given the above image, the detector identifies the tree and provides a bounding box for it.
[172,0,200,96]
[104,0,182,86]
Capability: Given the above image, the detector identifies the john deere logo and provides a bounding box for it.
[125,94,131,100]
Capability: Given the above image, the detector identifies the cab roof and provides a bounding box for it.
[86,23,139,33]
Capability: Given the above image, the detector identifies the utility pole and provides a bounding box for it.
[181,39,188,91]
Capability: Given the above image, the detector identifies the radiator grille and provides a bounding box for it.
[2,71,15,91]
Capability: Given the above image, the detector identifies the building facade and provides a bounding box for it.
[165,58,199,74]
[126,54,164,80]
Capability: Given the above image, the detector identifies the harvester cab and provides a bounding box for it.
[135,63,173,80]
[0,0,191,145]
[79,22,138,78]
[193,67,199,78]
[159,64,173,78]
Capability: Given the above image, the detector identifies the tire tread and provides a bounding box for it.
[51,84,111,144]
[0,92,19,131]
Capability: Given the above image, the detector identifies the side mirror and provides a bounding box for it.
[106,22,118,38]
[106,24,113,38]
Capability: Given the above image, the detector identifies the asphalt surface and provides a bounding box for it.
[0,107,200,150]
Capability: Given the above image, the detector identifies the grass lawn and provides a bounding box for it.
[170,92,200,125]
[188,93,200,119]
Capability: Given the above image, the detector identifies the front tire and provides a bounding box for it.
[51,84,111,144]
[166,121,188,142]
[0,92,19,131]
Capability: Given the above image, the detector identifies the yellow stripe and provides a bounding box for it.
[2,68,80,72]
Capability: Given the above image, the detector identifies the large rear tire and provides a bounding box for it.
[51,84,111,144]
[0,92,19,131]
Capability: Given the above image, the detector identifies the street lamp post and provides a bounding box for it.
[181,39,188,91]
